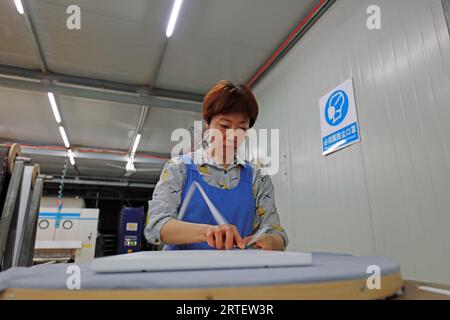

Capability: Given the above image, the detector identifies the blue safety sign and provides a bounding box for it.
[319,78,360,155]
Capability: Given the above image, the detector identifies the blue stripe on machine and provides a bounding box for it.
[37,217,98,220]
[39,212,81,217]
[38,212,97,220]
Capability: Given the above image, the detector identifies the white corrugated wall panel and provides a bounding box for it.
[253,0,450,284]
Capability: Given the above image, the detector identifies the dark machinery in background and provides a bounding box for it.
[0,143,158,265]
[118,207,145,254]
[43,182,156,256]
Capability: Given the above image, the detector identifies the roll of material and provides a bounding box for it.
[0,144,21,218]
[18,175,44,267]
[31,164,40,190]
[7,144,21,175]
[12,165,39,266]
[0,146,11,218]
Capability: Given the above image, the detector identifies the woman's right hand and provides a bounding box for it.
[205,224,245,250]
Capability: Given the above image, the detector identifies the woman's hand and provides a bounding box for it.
[161,220,246,249]
[243,233,284,251]
[205,224,245,250]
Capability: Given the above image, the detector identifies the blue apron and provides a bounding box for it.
[165,154,254,250]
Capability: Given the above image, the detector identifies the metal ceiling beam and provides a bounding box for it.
[47,178,155,189]
[0,64,204,102]
[45,173,157,184]
[150,40,169,89]
[0,76,201,112]
[22,0,48,73]
[21,147,168,166]
[0,66,203,112]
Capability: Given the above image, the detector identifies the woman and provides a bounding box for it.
[144,80,288,251]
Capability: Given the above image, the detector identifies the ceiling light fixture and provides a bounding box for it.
[131,133,141,154]
[47,92,62,123]
[59,126,70,148]
[166,0,183,38]
[14,0,24,15]
[68,149,75,166]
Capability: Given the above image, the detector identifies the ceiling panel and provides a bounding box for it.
[173,0,319,51]
[156,0,320,93]
[0,87,63,145]
[155,32,270,94]
[59,95,141,150]
[1,0,319,92]
[35,0,172,26]
[28,0,172,85]
[139,106,201,154]
[75,157,162,182]
[0,0,40,68]
[76,158,128,180]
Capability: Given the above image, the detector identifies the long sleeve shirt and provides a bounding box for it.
[144,147,289,250]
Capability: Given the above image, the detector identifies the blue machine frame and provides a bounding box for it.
[118,207,144,254]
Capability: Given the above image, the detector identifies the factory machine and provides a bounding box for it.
[35,199,99,263]
[118,207,144,254]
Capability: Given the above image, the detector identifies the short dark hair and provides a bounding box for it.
[202,80,259,128]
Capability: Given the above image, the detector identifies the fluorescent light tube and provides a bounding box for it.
[68,149,75,166]
[166,0,183,38]
[14,0,24,15]
[131,133,141,154]
[48,92,62,123]
[59,126,70,148]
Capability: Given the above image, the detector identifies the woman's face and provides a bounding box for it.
[206,112,250,161]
